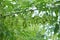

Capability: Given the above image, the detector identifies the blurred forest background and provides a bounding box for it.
[0,0,60,40]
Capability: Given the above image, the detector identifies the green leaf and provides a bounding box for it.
[54,24,59,34]
[58,34,60,38]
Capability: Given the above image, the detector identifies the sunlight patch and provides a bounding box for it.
[11,1,16,4]
[39,11,46,17]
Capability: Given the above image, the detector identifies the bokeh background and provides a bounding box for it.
[0,0,60,40]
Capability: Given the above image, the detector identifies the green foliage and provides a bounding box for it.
[54,24,59,34]
[0,0,60,40]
